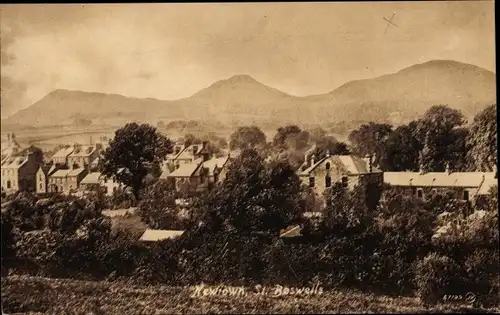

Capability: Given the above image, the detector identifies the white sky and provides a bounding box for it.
[0,2,495,117]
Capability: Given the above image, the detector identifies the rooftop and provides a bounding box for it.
[51,169,72,177]
[139,229,184,242]
[280,225,302,238]
[69,168,86,177]
[1,156,28,169]
[477,176,498,195]
[202,156,229,175]
[80,172,102,185]
[167,162,202,178]
[300,155,380,176]
[384,171,496,188]
[69,145,96,157]
[52,146,75,158]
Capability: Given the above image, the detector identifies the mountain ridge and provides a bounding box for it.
[2,59,496,129]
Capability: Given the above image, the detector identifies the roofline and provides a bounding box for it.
[384,183,483,188]
[167,162,203,178]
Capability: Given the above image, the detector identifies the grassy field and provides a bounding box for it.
[2,276,498,314]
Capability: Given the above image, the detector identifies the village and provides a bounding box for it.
[1,118,497,243]
[1,3,498,313]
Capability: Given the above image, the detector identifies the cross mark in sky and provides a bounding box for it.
[383,13,398,34]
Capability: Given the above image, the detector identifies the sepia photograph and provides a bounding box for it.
[0,2,498,314]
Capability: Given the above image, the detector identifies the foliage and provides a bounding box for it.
[466,104,497,171]
[415,253,462,305]
[417,105,467,172]
[348,122,393,166]
[197,149,303,236]
[99,123,173,199]
[1,212,16,274]
[272,125,310,151]
[137,180,186,230]
[380,121,422,171]
[229,126,267,150]
[371,190,435,294]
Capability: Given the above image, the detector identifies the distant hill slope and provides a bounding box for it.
[3,60,496,129]
[303,60,496,123]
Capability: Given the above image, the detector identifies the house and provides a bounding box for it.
[200,155,230,189]
[79,172,102,194]
[161,141,210,175]
[175,142,207,164]
[67,144,101,170]
[79,170,123,196]
[1,151,40,194]
[139,229,185,242]
[100,170,124,196]
[166,142,187,163]
[51,146,74,166]
[36,163,61,194]
[383,164,497,203]
[48,168,87,194]
[163,159,205,192]
[298,152,383,196]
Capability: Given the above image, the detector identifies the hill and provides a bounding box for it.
[304,60,496,123]
[2,60,496,130]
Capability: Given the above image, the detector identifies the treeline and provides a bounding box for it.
[2,148,498,307]
[348,104,497,172]
[227,104,497,173]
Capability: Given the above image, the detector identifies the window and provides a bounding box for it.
[39,174,42,181]
[309,177,315,188]
[103,178,108,184]
[416,188,424,199]
[325,175,332,188]
[6,181,11,189]
[341,176,348,188]
[463,190,469,201]
[326,162,331,170]
[39,183,43,190]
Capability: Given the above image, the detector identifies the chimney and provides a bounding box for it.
[7,133,11,146]
[203,152,210,162]
[325,150,330,158]
[445,162,451,175]
[310,154,315,167]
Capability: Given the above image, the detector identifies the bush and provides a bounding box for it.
[415,253,463,305]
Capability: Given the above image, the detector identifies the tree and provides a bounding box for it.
[307,137,350,161]
[229,126,267,150]
[1,212,16,277]
[273,125,302,147]
[99,123,173,199]
[372,189,436,294]
[137,180,181,230]
[197,149,302,236]
[416,105,466,172]
[184,133,202,147]
[466,104,497,171]
[379,121,422,171]
[348,122,393,167]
